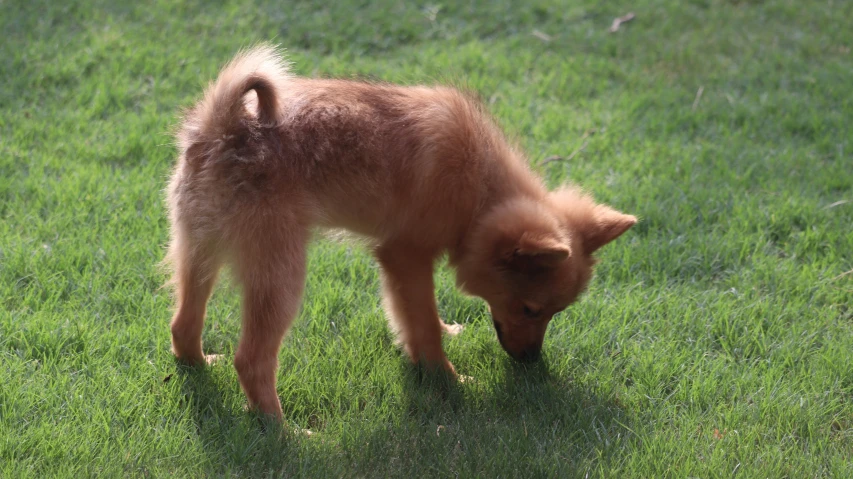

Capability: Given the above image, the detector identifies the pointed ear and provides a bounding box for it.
[583,206,637,254]
[507,233,571,268]
[516,233,571,259]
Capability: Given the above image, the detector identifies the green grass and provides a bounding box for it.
[2,0,851,476]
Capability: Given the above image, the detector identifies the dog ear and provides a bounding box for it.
[582,205,637,254]
[548,187,636,255]
[474,198,571,271]
[506,232,571,268]
[516,233,571,259]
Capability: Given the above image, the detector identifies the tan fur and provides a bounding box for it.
[165,44,637,420]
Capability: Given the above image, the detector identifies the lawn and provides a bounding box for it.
[1,0,851,477]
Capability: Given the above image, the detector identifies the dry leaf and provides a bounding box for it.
[609,12,636,33]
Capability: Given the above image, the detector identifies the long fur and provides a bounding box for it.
[165,45,637,420]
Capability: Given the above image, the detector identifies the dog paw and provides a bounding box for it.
[441,322,464,336]
[173,352,206,367]
[204,354,224,365]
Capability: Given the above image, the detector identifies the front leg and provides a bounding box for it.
[376,244,455,375]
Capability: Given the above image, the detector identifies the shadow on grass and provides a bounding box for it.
[171,353,632,477]
[172,359,309,474]
[346,358,633,477]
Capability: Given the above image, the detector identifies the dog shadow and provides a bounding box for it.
[365,357,634,476]
[171,353,632,476]
[170,359,304,473]
[172,361,236,432]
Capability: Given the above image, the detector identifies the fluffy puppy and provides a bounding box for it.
[165,45,636,419]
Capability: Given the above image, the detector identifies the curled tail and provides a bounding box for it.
[177,44,289,162]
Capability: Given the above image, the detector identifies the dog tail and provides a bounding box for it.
[177,44,289,161]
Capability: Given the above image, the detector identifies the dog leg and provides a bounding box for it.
[169,237,221,366]
[233,231,307,420]
[376,244,455,375]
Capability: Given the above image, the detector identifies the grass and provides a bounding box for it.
[1,0,851,476]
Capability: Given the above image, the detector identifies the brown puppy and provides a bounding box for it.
[165,45,636,420]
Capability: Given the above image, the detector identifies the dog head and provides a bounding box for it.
[455,187,636,362]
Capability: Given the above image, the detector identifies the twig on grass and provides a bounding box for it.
[823,199,850,209]
[542,129,596,164]
[531,30,552,43]
[565,141,589,161]
[542,142,588,165]
[832,269,853,281]
[692,86,704,111]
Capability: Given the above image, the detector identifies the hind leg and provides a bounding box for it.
[233,227,308,420]
[168,232,222,365]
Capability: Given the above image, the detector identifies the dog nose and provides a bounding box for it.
[516,346,541,363]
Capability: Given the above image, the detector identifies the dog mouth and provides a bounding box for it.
[492,320,541,363]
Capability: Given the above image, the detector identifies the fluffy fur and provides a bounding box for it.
[165,44,637,419]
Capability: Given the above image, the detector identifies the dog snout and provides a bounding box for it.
[493,320,543,362]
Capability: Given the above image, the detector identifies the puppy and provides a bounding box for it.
[165,45,636,420]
